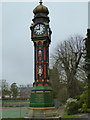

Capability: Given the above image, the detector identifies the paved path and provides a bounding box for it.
[79,113,89,119]
[57,106,65,117]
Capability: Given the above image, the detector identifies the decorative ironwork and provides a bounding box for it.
[39,0,43,5]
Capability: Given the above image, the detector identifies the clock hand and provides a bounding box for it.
[39,24,40,30]
[36,25,40,30]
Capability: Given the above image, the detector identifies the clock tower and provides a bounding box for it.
[25,1,59,119]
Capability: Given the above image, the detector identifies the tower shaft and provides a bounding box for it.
[25,2,60,119]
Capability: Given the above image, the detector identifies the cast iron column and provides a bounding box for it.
[30,1,54,108]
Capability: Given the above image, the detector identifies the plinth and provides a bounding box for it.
[24,86,60,119]
[25,107,60,120]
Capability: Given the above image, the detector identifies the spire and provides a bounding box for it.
[39,0,43,5]
[33,0,49,16]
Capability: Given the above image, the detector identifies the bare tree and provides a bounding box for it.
[51,35,86,98]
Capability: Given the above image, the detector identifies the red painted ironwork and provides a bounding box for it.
[36,65,38,79]
[44,47,46,60]
[34,84,36,87]
[44,83,49,86]
[38,84,43,86]
[39,56,42,60]
[44,64,46,79]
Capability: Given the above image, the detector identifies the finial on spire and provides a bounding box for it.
[39,0,43,5]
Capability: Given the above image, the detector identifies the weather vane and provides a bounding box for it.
[39,0,43,4]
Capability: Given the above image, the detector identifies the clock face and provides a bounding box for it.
[34,24,45,35]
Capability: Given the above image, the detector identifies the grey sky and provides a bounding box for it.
[1,2,88,86]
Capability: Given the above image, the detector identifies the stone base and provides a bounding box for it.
[24,107,60,120]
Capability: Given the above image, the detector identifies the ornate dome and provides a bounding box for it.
[33,3,49,15]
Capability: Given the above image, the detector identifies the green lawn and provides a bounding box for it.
[2,118,24,120]
[62,113,88,119]
[2,107,29,118]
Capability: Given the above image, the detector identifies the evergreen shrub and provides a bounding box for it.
[65,98,79,115]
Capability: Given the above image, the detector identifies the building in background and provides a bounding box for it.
[18,84,33,99]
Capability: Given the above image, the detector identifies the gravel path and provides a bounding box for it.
[79,113,89,119]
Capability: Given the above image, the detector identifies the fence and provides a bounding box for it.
[2,99,29,107]
[2,99,30,118]
[1,100,89,120]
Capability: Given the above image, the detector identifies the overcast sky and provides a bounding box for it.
[0,1,88,86]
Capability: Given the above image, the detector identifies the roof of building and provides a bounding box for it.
[33,2,49,15]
